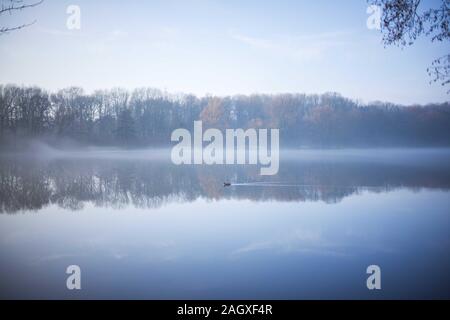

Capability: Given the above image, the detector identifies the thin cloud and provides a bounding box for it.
[38,26,85,37]
[229,29,353,61]
[230,32,273,50]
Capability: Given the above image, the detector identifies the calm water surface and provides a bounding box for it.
[0,149,449,299]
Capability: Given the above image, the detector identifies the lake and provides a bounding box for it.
[0,149,449,299]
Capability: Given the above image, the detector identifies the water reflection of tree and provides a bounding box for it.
[0,159,52,212]
[0,157,449,214]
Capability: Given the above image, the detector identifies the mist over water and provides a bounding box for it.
[1,147,450,213]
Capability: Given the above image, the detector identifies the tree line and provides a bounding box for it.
[0,84,449,148]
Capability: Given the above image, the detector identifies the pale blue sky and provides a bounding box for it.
[0,0,448,104]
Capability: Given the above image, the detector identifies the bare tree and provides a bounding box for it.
[369,0,450,91]
[0,0,43,34]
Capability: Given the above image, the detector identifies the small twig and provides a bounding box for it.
[0,0,43,15]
